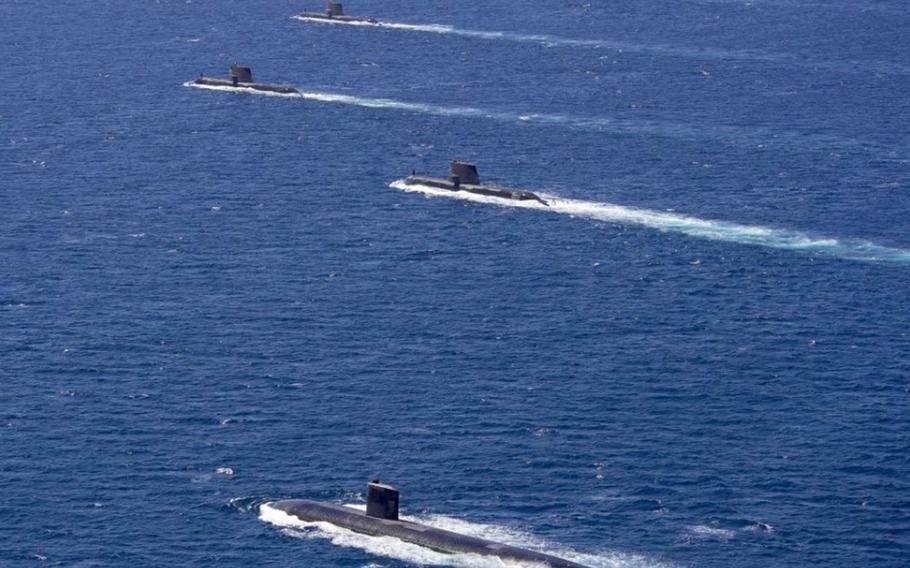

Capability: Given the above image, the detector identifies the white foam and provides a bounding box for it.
[685,525,735,541]
[259,502,669,568]
[390,180,910,264]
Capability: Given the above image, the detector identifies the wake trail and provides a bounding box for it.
[184,81,658,133]
[390,180,910,264]
[183,82,879,152]
[260,502,669,568]
[291,16,910,76]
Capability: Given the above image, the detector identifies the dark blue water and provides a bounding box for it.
[2,1,909,567]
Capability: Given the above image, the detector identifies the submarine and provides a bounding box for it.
[193,65,299,95]
[270,480,589,568]
[297,2,379,24]
[405,162,549,206]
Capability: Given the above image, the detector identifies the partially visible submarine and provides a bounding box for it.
[298,2,379,24]
[270,480,589,568]
[404,161,550,206]
[194,65,299,95]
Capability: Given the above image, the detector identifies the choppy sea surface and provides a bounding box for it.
[2,1,909,567]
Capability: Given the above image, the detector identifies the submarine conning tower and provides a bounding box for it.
[449,161,480,186]
[366,480,399,520]
[230,65,253,84]
[326,2,344,16]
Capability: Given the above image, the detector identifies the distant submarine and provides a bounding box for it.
[194,65,299,95]
[405,161,550,206]
[297,2,378,24]
[270,480,588,568]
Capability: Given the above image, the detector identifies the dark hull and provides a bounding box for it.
[194,77,299,95]
[297,12,378,24]
[404,176,549,206]
[271,500,587,568]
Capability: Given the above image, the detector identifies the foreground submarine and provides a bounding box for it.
[194,65,299,95]
[405,161,550,206]
[297,2,378,24]
[270,481,588,568]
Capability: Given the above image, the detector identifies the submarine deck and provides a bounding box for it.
[271,499,587,568]
[194,77,299,95]
[404,175,549,206]
[297,13,379,24]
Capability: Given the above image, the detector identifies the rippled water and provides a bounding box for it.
[2,1,909,567]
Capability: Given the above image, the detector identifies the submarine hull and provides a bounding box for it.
[404,176,549,206]
[270,499,587,568]
[194,76,299,95]
[297,12,378,24]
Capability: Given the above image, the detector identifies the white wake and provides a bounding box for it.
[185,80,581,122]
[183,81,842,146]
[290,15,782,62]
[290,15,909,75]
[391,180,910,264]
[260,502,670,568]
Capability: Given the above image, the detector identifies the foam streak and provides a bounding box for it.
[390,180,910,264]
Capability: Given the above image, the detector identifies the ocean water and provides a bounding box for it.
[2,0,909,567]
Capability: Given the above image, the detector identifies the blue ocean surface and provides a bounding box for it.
[2,0,909,567]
